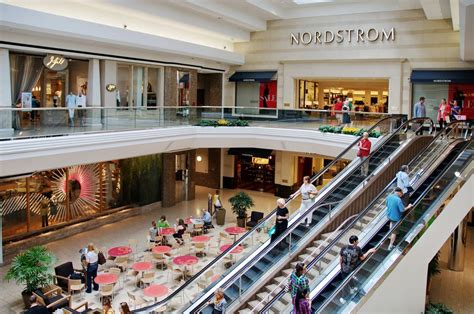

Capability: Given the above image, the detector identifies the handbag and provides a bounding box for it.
[445,115,451,124]
[268,226,276,236]
[98,252,106,265]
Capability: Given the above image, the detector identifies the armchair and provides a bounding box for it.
[54,262,85,293]
[246,211,264,229]
[33,286,71,312]
[62,301,89,314]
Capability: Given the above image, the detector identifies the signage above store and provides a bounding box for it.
[43,55,68,71]
[252,157,269,165]
[290,27,395,46]
[106,84,117,92]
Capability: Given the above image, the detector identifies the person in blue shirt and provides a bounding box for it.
[395,165,413,205]
[201,208,213,228]
[413,97,426,135]
[386,187,413,250]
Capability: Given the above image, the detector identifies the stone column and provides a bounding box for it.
[162,153,176,207]
[100,60,117,108]
[87,59,101,126]
[448,214,468,271]
[187,150,196,201]
[0,48,13,137]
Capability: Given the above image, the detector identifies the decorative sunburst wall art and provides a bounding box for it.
[47,164,104,222]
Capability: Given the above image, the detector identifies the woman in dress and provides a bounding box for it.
[271,198,289,243]
[290,176,318,227]
[437,98,451,129]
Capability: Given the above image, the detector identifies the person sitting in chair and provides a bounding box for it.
[201,208,214,229]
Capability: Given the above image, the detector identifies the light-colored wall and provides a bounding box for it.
[228,9,474,114]
[195,148,209,173]
[100,60,117,108]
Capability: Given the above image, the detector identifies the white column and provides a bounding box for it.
[0,48,13,136]
[87,59,101,126]
[100,60,117,108]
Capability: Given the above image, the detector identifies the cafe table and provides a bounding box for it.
[152,245,172,270]
[173,255,199,280]
[159,227,175,246]
[108,246,132,257]
[94,273,118,285]
[192,235,211,257]
[224,226,246,242]
[220,244,243,268]
[143,284,169,302]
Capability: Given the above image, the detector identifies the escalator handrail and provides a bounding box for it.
[259,120,456,313]
[316,140,470,313]
[132,115,406,313]
[189,116,432,313]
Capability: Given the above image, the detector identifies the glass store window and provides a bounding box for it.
[116,64,163,108]
[298,80,318,109]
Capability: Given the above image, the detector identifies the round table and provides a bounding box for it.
[224,226,247,242]
[159,227,175,235]
[108,246,132,257]
[132,261,153,272]
[143,284,169,301]
[152,245,172,254]
[220,244,243,268]
[173,255,199,280]
[94,273,118,285]
[192,235,211,243]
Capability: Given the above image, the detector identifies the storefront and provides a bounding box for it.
[229,148,275,193]
[411,70,474,123]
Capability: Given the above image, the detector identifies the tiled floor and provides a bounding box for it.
[430,225,474,313]
[0,186,299,313]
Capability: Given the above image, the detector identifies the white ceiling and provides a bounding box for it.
[1,0,472,60]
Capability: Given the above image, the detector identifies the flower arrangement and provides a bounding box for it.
[197,119,249,127]
[319,125,381,138]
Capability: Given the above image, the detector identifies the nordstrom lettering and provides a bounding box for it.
[290,27,395,45]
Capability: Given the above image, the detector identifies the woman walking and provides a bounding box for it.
[291,176,318,227]
[437,98,451,129]
[271,198,289,243]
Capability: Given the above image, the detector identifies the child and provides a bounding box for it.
[294,288,311,314]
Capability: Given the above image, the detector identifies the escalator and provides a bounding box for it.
[314,139,472,314]
[184,118,434,314]
[255,122,469,313]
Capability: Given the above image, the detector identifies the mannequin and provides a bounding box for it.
[76,91,86,126]
[65,92,76,127]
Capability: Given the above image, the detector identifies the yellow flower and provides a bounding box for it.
[217,119,228,126]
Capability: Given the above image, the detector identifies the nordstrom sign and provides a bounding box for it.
[290,27,395,45]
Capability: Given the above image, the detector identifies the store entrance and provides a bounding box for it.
[297,157,313,184]
[234,155,275,193]
[44,70,67,107]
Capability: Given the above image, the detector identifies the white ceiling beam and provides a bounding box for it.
[245,0,286,19]
[460,0,474,60]
[420,0,452,19]
[184,0,267,31]
[450,0,460,30]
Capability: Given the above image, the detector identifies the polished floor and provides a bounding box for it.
[0,186,299,313]
[430,225,474,313]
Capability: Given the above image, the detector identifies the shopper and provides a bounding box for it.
[334,97,343,124]
[85,243,99,293]
[157,215,170,228]
[209,288,227,313]
[102,298,115,314]
[396,165,413,206]
[437,98,451,129]
[173,218,187,245]
[339,235,376,304]
[31,96,40,121]
[413,96,426,135]
[288,262,309,313]
[386,188,413,250]
[119,302,131,314]
[357,132,371,177]
[290,176,318,227]
[212,190,222,213]
[342,100,351,125]
[294,287,311,314]
[271,198,289,243]
[200,208,213,229]
[451,100,461,119]
[66,91,76,126]
[149,221,158,242]
[40,197,49,227]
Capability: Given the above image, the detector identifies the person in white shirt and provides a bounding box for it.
[396,165,412,206]
[290,176,318,227]
[76,92,87,126]
[85,243,99,293]
[65,92,76,126]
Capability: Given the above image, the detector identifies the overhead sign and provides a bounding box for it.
[290,27,395,46]
[43,55,68,71]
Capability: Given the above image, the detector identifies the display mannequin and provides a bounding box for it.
[65,92,76,127]
[76,92,87,126]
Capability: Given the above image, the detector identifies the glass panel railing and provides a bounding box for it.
[181,117,433,313]
[1,106,398,140]
[316,140,472,314]
[130,115,407,313]
[256,123,464,313]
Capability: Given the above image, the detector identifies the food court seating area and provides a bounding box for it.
[62,219,269,312]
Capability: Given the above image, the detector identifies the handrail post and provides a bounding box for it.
[289,233,292,256]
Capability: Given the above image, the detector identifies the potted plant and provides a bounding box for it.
[4,246,55,308]
[229,191,255,227]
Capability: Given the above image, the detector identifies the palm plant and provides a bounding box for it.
[229,191,255,221]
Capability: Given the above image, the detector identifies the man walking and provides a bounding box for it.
[357,132,371,177]
[386,188,413,250]
[396,165,413,206]
[413,96,426,135]
[339,235,376,304]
